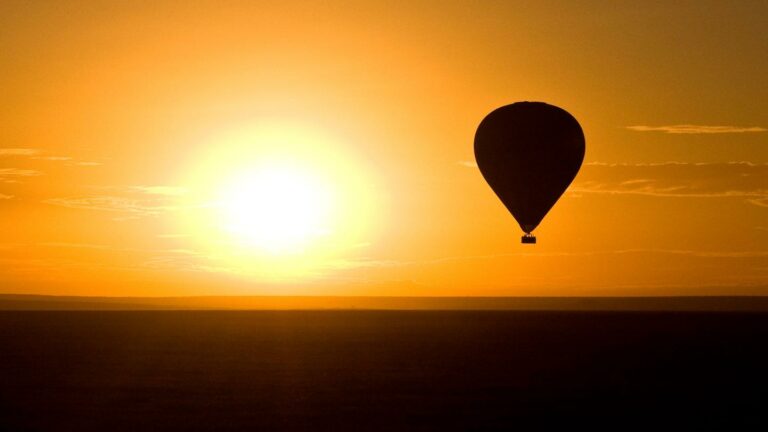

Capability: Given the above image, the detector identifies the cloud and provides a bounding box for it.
[458,160,478,168]
[34,156,72,161]
[327,248,768,272]
[44,185,192,218]
[39,242,118,251]
[157,233,190,239]
[131,186,188,196]
[0,193,13,200]
[749,197,768,208]
[627,125,767,134]
[0,148,41,156]
[460,159,768,207]
[45,195,179,216]
[571,162,768,206]
[0,242,232,277]
[0,147,100,167]
[0,168,43,178]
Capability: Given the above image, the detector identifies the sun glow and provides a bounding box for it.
[217,164,334,254]
[177,121,380,281]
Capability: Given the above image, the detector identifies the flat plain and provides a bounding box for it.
[1,310,767,430]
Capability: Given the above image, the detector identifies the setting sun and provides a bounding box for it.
[216,164,334,254]
[173,121,381,281]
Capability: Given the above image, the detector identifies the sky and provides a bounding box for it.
[1,0,766,296]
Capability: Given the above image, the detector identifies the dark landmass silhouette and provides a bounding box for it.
[3,294,768,311]
[1,310,767,430]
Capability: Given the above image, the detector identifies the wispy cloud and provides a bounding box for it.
[34,156,72,161]
[0,147,100,167]
[328,248,768,271]
[460,159,768,207]
[627,125,767,134]
[39,242,119,251]
[571,162,768,206]
[0,242,232,277]
[0,193,13,200]
[749,197,768,208]
[0,148,41,156]
[44,195,179,216]
[157,233,191,239]
[458,160,478,168]
[0,168,43,178]
[45,185,192,218]
[141,249,210,272]
[131,186,188,196]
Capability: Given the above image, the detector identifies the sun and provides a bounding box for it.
[216,164,333,254]
[177,121,381,280]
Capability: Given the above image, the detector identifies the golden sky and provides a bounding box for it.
[1,1,767,296]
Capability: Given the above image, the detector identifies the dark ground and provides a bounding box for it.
[1,311,767,430]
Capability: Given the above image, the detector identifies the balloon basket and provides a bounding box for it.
[521,234,536,244]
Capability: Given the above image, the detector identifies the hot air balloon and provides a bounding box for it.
[474,102,584,244]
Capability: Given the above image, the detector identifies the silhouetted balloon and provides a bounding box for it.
[474,102,584,244]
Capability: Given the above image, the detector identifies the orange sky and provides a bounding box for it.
[1,1,767,296]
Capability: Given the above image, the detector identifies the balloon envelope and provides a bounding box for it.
[474,102,584,237]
